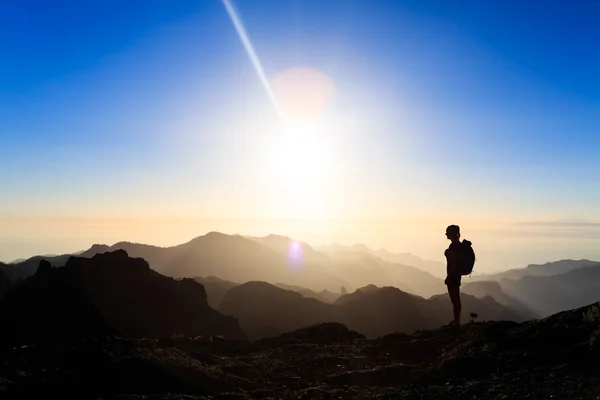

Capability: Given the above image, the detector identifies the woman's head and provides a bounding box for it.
[446,225,460,241]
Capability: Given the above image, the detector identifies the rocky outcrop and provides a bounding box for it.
[0,250,246,346]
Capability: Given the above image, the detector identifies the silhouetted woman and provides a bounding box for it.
[444,225,462,328]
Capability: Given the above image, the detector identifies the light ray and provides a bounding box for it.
[221,0,282,119]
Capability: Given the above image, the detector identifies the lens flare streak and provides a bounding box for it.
[287,240,303,269]
[221,0,282,118]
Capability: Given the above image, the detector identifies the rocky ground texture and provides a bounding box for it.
[1,302,600,400]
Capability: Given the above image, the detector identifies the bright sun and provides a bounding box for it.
[264,127,331,221]
[268,127,329,189]
[263,67,337,219]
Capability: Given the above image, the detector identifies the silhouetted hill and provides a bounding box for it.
[0,250,246,346]
[193,276,240,309]
[462,280,538,319]
[500,265,600,317]
[2,301,598,398]
[324,252,413,293]
[335,285,441,337]
[473,259,600,281]
[333,283,411,305]
[0,261,31,282]
[8,253,66,264]
[7,253,73,278]
[274,282,342,303]
[194,277,341,310]
[220,281,336,340]
[219,282,524,341]
[81,232,350,292]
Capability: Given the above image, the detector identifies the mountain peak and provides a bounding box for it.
[205,231,228,238]
[87,243,111,253]
[351,243,371,251]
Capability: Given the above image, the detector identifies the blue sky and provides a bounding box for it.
[1,0,599,264]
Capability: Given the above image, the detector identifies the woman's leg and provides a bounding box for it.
[447,284,462,327]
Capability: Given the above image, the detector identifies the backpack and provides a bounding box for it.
[459,240,476,276]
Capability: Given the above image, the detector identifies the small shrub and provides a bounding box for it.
[469,312,479,324]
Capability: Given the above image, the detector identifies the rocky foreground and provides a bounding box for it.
[1,302,599,399]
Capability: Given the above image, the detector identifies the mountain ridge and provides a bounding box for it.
[472,258,600,281]
[78,233,351,292]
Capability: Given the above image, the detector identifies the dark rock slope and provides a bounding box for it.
[0,301,599,399]
[0,250,246,345]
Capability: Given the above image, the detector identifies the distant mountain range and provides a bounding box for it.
[77,233,351,292]
[315,243,446,278]
[1,233,446,297]
[462,280,534,313]
[471,259,600,281]
[465,259,600,318]
[2,232,599,321]
[321,249,445,297]
[1,249,523,344]
[499,266,600,317]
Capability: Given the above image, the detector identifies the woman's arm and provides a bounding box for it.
[447,246,462,276]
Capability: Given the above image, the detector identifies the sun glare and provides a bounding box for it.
[269,128,328,185]
[259,66,339,221]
